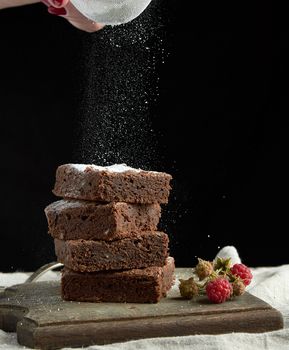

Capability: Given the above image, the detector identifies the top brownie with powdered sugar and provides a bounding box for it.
[52,164,172,204]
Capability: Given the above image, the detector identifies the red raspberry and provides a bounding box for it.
[206,277,232,303]
[230,263,253,286]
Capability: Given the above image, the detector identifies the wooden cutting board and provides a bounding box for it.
[0,268,283,349]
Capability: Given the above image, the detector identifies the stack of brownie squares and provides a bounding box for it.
[45,164,175,303]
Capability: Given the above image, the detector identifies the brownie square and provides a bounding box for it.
[52,164,172,204]
[45,200,161,241]
[54,231,169,272]
[61,257,175,303]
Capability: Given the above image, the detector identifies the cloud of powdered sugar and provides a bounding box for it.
[72,0,170,172]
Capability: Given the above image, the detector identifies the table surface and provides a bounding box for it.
[1,263,289,350]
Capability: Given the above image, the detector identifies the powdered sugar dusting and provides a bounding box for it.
[70,163,144,173]
[107,164,142,172]
[45,200,87,212]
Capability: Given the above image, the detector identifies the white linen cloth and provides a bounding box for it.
[1,246,289,350]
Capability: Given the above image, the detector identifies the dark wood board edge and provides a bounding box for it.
[17,308,284,350]
[0,306,28,332]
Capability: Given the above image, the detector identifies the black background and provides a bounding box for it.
[0,0,289,272]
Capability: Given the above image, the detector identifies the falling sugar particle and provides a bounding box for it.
[207,234,211,238]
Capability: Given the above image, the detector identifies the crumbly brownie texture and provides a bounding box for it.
[54,231,169,272]
[61,257,175,303]
[52,164,172,204]
[45,200,161,241]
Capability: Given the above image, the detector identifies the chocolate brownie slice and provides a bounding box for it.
[61,257,175,303]
[52,164,172,204]
[45,200,161,241]
[54,231,169,272]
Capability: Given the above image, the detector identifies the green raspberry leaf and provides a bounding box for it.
[214,257,232,272]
